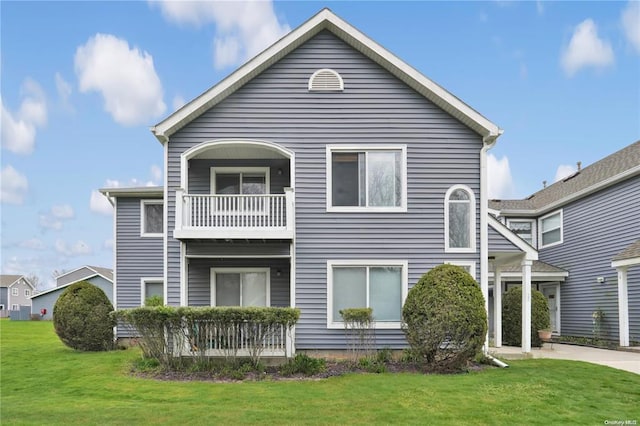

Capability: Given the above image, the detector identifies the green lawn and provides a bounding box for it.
[1,320,639,425]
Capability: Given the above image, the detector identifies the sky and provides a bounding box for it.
[1,1,639,289]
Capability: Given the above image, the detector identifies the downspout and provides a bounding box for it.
[480,132,502,355]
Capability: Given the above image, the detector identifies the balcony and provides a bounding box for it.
[174,188,294,240]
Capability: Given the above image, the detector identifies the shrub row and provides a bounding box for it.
[113,306,300,369]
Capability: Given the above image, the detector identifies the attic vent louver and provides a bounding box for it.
[308,69,343,91]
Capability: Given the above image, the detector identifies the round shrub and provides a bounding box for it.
[53,281,115,351]
[402,264,487,372]
[501,286,550,347]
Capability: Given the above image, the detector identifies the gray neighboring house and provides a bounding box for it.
[491,140,640,347]
[30,266,114,320]
[0,275,36,318]
[102,8,552,355]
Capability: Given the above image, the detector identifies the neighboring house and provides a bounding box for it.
[491,141,640,347]
[30,266,114,320]
[101,8,551,355]
[0,275,35,318]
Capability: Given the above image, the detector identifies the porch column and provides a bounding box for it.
[494,266,503,348]
[175,188,184,231]
[521,259,532,353]
[617,267,629,347]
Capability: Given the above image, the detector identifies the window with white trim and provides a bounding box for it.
[211,167,269,195]
[327,260,408,328]
[539,210,563,248]
[11,304,19,311]
[12,288,18,296]
[444,261,476,280]
[141,200,163,237]
[327,146,406,211]
[141,278,163,306]
[445,185,476,252]
[211,268,270,307]
[25,289,31,297]
[507,219,536,247]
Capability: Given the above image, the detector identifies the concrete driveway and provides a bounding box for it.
[490,343,640,374]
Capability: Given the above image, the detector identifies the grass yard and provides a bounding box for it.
[1,320,639,425]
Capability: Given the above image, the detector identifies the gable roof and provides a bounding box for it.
[54,265,113,285]
[0,275,22,288]
[151,8,502,144]
[612,239,640,268]
[0,275,36,290]
[32,274,113,300]
[490,140,640,215]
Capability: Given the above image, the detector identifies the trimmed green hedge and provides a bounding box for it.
[113,306,300,369]
[53,281,115,351]
[502,286,550,347]
[402,264,487,372]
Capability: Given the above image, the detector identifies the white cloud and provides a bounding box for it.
[55,72,73,110]
[151,0,290,69]
[151,164,162,184]
[622,1,640,54]
[0,165,29,204]
[172,95,186,111]
[1,79,47,155]
[52,204,75,219]
[54,239,92,257]
[19,238,46,250]
[561,19,614,76]
[74,33,166,125]
[554,164,577,182]
[38,204,75,231]
[487,153,516,199]
[90,190,113,215]
[103,239,114,250]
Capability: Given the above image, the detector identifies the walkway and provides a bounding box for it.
[490,343,640,375]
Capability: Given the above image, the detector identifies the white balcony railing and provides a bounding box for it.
[174,188,294,239]
[174,321,291,358]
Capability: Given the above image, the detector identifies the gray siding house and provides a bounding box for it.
[491,140,640,347]
[103,9,544,354]
[0,275,35,318]
[30,266,114,320]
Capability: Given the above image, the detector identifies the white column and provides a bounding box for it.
[494,266,503,348]
[521,259,532,353]
[284,187,294,232]
[175,188,184,230]
[617,267,629,347]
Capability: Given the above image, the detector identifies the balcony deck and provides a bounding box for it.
[174,189,294,240]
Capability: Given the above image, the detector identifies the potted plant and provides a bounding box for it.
[537,329,552,341]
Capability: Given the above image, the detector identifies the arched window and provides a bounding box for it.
[308,69,344,91]
[445,185,476,252]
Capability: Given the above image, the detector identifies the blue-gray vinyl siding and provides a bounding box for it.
[0,288,7,318]
[539,175,640,342]
[488,224,523,253]
[166,31,484,349]
[31,276,113,320]
[115,197,164,308]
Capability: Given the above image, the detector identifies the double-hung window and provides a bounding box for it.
[327,260,408,329]
[507,219,535,247]
[539,210,563,248]
[211,268,270,307]
[12,288,18,296]
[327,145,406,212]
[141,278,164,306]
[141,200,163,237]
[25,289,31,297]
[445,185,476,252]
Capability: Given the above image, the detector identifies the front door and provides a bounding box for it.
[541,285,559,333]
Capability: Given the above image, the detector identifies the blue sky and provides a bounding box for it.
[2,1,639,288]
